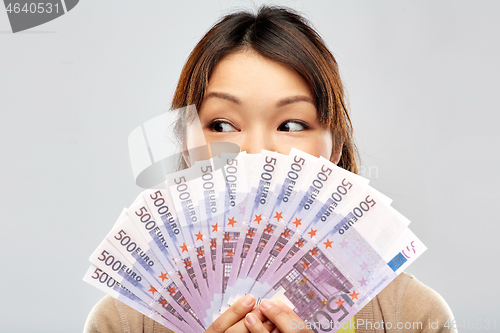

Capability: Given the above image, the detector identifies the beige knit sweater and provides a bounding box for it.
[84,273,456,333]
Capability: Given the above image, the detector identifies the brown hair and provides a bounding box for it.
[172,5,358,173]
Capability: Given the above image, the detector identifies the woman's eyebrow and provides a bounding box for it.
[204,92,241,104]
[276,95,314,107]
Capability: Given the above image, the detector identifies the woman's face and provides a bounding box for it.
[198,49,336,161]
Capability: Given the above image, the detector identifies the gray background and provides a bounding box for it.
[1,0,499,332]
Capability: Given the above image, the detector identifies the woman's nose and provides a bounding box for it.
[239,128,278,154]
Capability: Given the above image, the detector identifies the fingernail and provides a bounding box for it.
[265,319,273,326]
[261,300,272,309]
[271,327,280,333]
[241,294,255,307]
[246,313,257,325]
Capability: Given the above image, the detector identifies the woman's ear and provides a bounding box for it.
[182,149,192,168]
[331,138,343,165]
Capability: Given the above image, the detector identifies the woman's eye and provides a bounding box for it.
[278,121,307,132]
[210,120,238,133]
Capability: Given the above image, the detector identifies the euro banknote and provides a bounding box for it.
[84,148,426,333]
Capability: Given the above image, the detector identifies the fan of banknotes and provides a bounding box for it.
[84,148,426,333]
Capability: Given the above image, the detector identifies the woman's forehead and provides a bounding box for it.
[205,49,315,106]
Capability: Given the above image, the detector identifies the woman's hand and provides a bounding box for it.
[244,300,313,333]
[205,295,275,333]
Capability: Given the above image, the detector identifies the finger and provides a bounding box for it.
[208,294,255,333]
[262,318,276,332]
[274,301,302,322]
[273,301,310,332]
[258,300,294,333]
[245,313,271,333]
[227,306,275,333]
